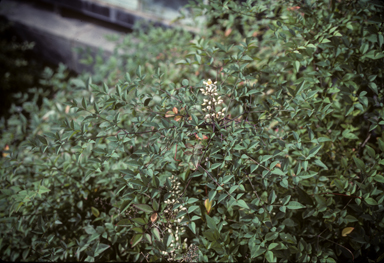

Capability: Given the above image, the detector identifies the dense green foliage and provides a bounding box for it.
[1,0,384,262]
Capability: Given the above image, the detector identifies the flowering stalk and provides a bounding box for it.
[200,79,226,122]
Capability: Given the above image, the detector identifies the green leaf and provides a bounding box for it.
[294,61,300,72]
[271,168,286,176]
[229,185,239,194]
[151,228,161,241]
[313,159,328,170]
[176,59,187,65]
[37,185,50,194]
[344,215,358,223]
[280,232,296,244]
[188,205,199,214]
[251,245,266,258]
[136,65,142,77]
[242,55,254,61]
[268,190,277,204]
[189,222,196,234]
[287,201,306,209]
[152,199,159,211]
[236,200,250,209]
[132,218,146,225]
[164,233,173,247]
[187,198,199,204]
[145,233,152,244]
[365,145,375,158]
[182,79,189,86]
[307,145,322,159]
[365,197,378,206]
[261,155,273,163]
[82,97,87,109]
[368,82,378,95]
[265,251,275,262]
[280,178,288,189]
[36,135,48,145]
[126,159,141,168]
[191,113,198,126]
[317,137,332,143]
[373,174,384,183]
[281,195,291,205]
[195,54,201,64]
[342,129,359,140]
[132,227,144,233]
[205,214,217,230]
[211,163,222,169]
[131,234,143,247]
[134,204,154,213]
[143,98,151,106]
[91,207,100,217]
[265,232,278,241]
[353,156,365,172]
[268,243,279,250]
[116,219,131,228]
[379,139,384,152]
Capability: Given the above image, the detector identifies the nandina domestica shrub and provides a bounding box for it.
[1,0,384,262]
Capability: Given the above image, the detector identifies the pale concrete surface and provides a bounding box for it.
[0,0,127,73]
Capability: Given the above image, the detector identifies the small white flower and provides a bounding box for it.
[202,103,206,106]
[207,106,211,110]
[222,108,226,112]
[202,108,206,112]
[203,99,208,102]
[214,92,218,95]
[212,98,216,102]
[218,96,221,100]
[200,89,205,92]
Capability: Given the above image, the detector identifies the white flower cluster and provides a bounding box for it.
[162,175,188,260]
[164,175,184,223]
[200,79,226,121]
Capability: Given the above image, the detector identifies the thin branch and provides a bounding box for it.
[318,235,355,262]
[243,153,271,172]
